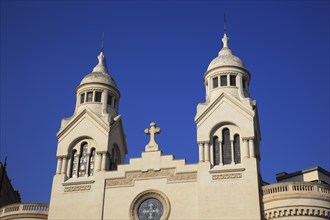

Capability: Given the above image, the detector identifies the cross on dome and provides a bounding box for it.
[222,14,229,48]
[144,122,161,152]
[97,52,105,65]
[92,51,108,73]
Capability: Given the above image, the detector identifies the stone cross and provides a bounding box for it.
[144,122,161,152]
[142,203,160,219]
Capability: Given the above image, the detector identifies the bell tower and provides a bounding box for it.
[48,51,127,219]
[195,22,262,219]
[195,28,261,167]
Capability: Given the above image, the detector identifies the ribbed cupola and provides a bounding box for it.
[204,30,251,103]
[74,51,120,124]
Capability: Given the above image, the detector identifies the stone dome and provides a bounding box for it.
[207,47,246,71]
[80,71,117,87]
[207,33,246,71]
[79,51,117,87]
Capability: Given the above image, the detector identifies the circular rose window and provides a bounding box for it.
[138,198,163,220]
[130,190,170,220]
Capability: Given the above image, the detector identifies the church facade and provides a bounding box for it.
[1,30,329,220]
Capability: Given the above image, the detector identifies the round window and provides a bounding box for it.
[138,198,163,220]
[130,190,170,220]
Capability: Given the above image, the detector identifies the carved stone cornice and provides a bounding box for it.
[106,168,197,188]
[57,155,67,159]
[64,185,91,193]
[242,136,254,141]
[198,141,209,145]
[212,172,242,180]
[263,206,330,219]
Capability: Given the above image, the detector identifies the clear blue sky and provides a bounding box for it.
[1,1,329,203]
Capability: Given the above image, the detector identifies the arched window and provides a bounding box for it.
[71,149,78,177]
[234,134,241,164]
[213,136,220,165]
[222,128,231,165]
[78,143,88,177]
[88,148,95,176]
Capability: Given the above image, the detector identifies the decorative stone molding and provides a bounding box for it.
[262,182,330,202]
[209,167,245,174]
[198,141,209,145]
[130,190,170,220]
[263,207,330,219]
[62,180,95,186]
[0,203,48,220]
[64,185,91,192]
[242,136,254,141]
[212,172,242,180]
[79,88,104,93]
[106,168,197,188]
[210,71,239,78]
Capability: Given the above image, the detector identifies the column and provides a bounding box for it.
[210,143,214,165]
[204,142,210,162]
[198,142,204,162]
[219,140,223,166]
[56,157,62,174]
[249,138,255,158]
[67,157,72,177]
[74,154,80,177]
[96,152,102,171]
[230,139,235,165]
[101,152,107,171]
[101,90,107,114]
[85,153,90,176]
[61,157,67,175]
[243,138,249,158]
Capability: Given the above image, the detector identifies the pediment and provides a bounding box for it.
[195,92,254,126]
[57,109,109,140]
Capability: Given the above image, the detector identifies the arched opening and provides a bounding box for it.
[78,142,88,177]
[88,148,95,176]
[222,128,231,164]
[70,149,77,178]
[213,136,220,165]
[234,134,241,164]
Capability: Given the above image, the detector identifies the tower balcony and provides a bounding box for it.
[262,182,330,219]
[0,203,49,220]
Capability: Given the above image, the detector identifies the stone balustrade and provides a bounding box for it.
[0,203,49,220]
[262,182,330,219]
[262,181,330,196]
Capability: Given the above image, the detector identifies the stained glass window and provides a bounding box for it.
[213,136,220,165]
[80,93,85,104]
[234,135,241,164]
[138,198,163,220]
[86,92,93,102]
[94,92,101,102]
[89,149,95,176]
[220,75,227,86]
[78,143,88,177]
[230,75,236,86]
[72,150,78,177]
[213,77,218,88]
[222,128,231,164]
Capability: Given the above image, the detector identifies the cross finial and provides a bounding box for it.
[222,14,229,48]
[97,52,105,65]
[224,13,227,35]
[101,32,104,53]
[144,122,161,152]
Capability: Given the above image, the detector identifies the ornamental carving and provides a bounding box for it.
[106,169,197,188]
[212,172,242,180]
[64,185,91,192]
